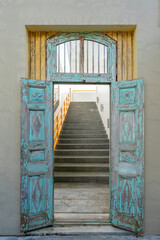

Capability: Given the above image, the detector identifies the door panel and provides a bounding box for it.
[21,79,54,231]
[110,79,144,234]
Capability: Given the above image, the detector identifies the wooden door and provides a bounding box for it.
[110,79,144,234]
[20,79,54,231]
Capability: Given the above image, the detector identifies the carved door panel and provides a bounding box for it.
[110,79,144,234]
[21,79,54,231]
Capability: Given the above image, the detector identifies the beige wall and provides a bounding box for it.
[0,0,160,235]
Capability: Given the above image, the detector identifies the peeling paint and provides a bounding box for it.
[21,78,54,232]
[110,79,144,235]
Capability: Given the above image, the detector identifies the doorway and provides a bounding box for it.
[53,83,111,224]
[20,31,144,234]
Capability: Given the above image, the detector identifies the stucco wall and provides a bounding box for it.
[96,85,110,137]
[0,0,160,235]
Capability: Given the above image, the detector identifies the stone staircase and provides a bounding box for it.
[54,102,109,183]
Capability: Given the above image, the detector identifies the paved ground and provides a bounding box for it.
[0,236,160,240]
[54,182,109,223]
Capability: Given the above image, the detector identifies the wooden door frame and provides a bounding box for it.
[52,80,112,226]
[47,32,116,225]
[46,32,117,83]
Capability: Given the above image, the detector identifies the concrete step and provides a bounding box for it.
[62,125,105,130]
[60,129,105,134]
[54,172,110,183]
[64,121,103,125]
[64,120,103,125]
[54,156,109,163]
[56,143,109,149]
[54,213,110,224]
[67,112,99,114]
[66,116,100,118]
[58,138,109,144]
[55,102,109,184]
[54,163,109,172]
[55,149,109,156]
[66,113,100,117]
[59,134,108,138]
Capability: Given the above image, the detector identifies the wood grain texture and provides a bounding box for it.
[28,31,134,81]
[111,79,144,234]
[21,78,54,232]
[117,32,123,81]
[41,32,46,80]
[127,32,132,80]
[35,32,41,79]
[47,32,116,82]
[30,32,36,78]
[112,32,118,41]
[122,32,128,80]
[28,32,31,78]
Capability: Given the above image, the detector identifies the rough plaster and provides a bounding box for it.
[0,0,160,235]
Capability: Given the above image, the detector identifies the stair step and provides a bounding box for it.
[54,156,109,163]
[55,102,109,184]
[60,130,105,134]
[55,149,109,156]
[64,121,103,125]
[58,138,109,144]
[54,163,109,172]
[54,213,109,223]
[56,143,109,149]
[66,115,100,118]
[65,117,102,120]
[62,125,105,130]
[59,134,108,138]
[54,172,110,183]
[64,122,103,125]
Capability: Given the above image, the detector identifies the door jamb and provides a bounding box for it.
[52,79,112,225]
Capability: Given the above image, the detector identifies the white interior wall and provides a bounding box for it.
[72,92,96,102]
[96,85,110,137]
[57,84,96,102]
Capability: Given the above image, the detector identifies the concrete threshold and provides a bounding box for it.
[25,224,134,236]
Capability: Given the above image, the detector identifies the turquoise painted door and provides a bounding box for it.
[110,79,144,234]
[21,79,54,231]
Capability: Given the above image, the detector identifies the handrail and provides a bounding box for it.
[54,92,71,149]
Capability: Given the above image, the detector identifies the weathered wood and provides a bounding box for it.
[35,32,41,79]
[117,32,122,81]
[107,32,113,38]
[47,32,116,82]
[127,32,132,80]
[46,31,58,40]
[21,78,54,232]
[122,32,127,80]
[28,31,134,81]
[30,32,36,78]
[41,32,46,80]
[49,73,113,83]
[28,32,31,78]
[110,79,144,234]
[112,32,118,41]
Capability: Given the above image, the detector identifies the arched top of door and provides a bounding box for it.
[47,32,116,47]
[47,32,116,83]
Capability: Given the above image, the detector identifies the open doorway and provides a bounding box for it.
[53,83,110,224]
[20,32,144,234]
